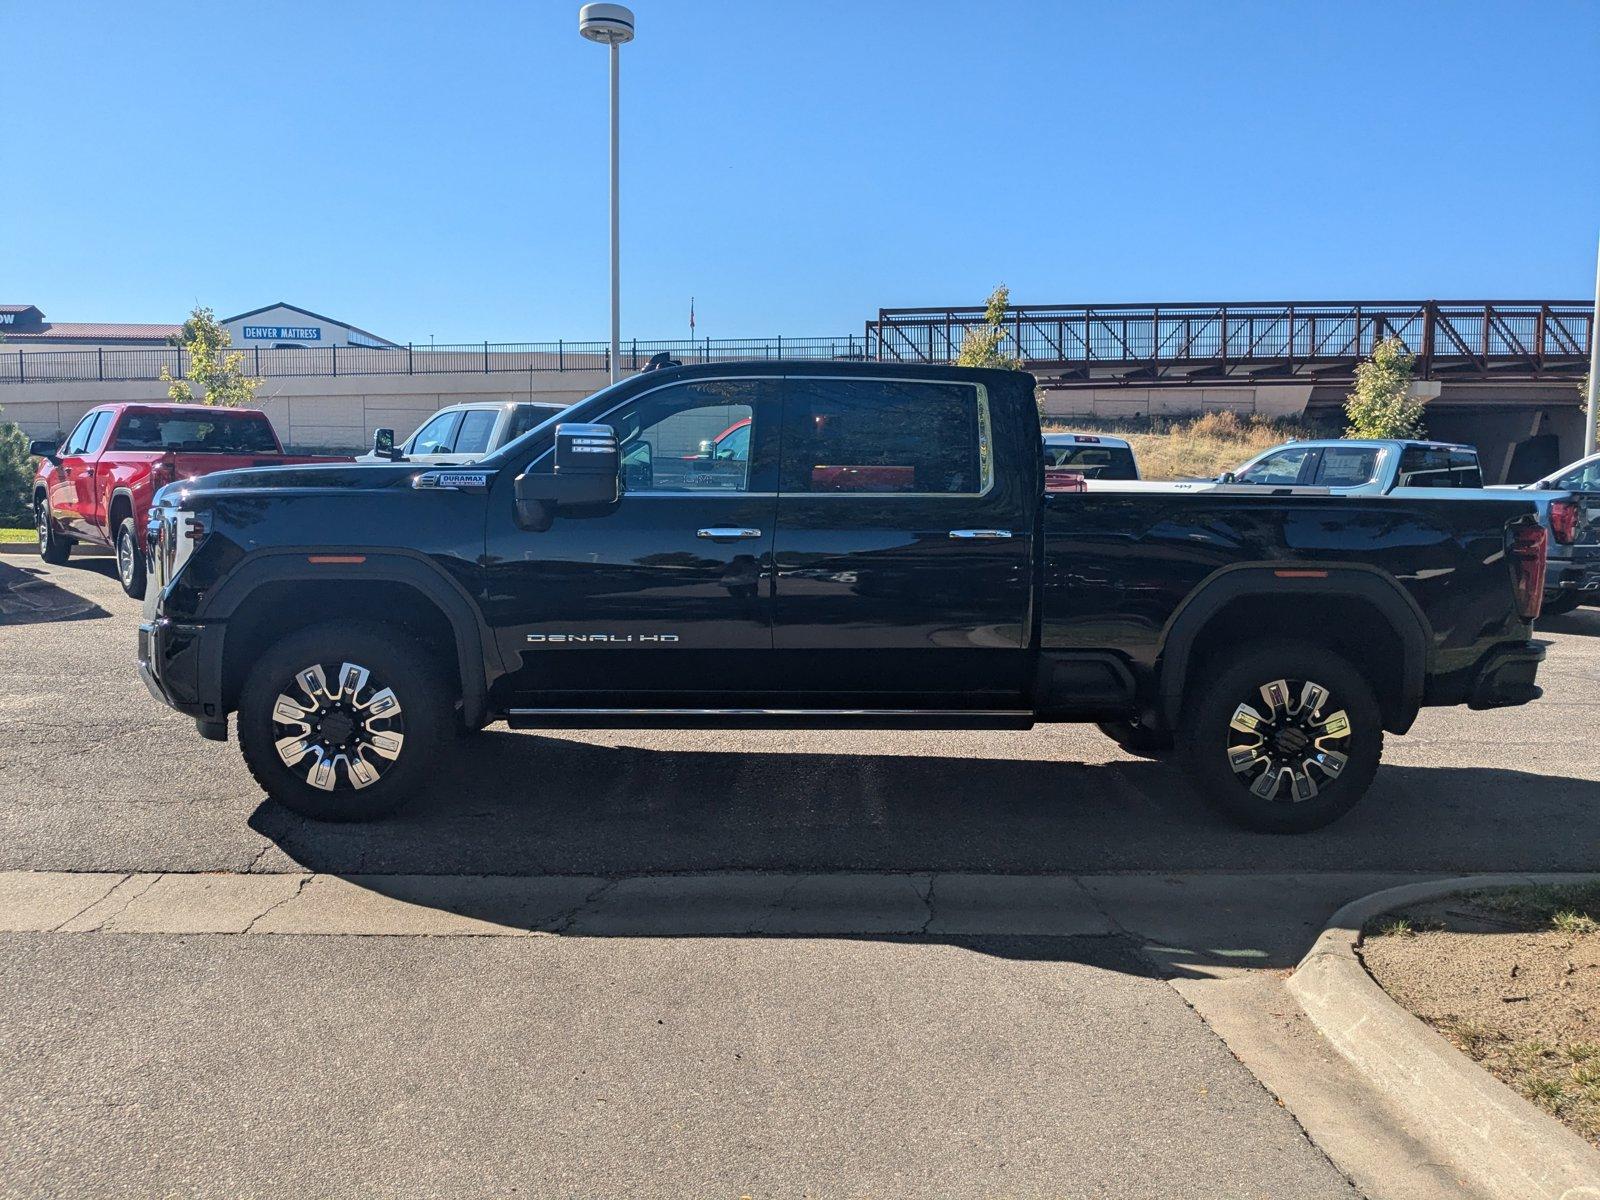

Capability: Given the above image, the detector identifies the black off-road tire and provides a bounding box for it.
[238,621,453,822]
[1180,640,1383,834]
[115,517,147,600]
[1540,591,1582,617]
[1097,718,1173,757]
[36,496,71,565]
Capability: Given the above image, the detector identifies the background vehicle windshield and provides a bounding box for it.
[1043,443,1137,480]
[113,413,278,453]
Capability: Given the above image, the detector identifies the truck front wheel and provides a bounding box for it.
[36,496,70,565]
[238,622,452,822]
[1179,640,1382,834]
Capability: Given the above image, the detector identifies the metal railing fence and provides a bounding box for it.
[0,335,868,385]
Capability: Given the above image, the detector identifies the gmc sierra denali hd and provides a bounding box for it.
[138,361,1551,833]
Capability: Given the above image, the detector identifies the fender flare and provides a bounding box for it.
[199,548,499,728]
[1156,562,1431,734]
[107,487,137,528]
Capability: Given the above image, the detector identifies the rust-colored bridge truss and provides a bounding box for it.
[865,301,1593,387]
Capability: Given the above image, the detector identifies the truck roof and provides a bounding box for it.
[1279,437,1476,453]
[86,402,272,418]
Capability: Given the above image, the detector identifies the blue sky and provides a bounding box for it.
[2,0,1596,343]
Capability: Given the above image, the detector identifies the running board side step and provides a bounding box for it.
[504,708,1036,731]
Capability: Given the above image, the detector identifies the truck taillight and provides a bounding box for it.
[1549,497,1579,545]
[1509,522,1548,622]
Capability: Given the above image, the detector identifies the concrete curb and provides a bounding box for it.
[1286,872,1600,1200]
[0,540,110,557]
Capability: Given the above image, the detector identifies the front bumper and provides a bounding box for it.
[1468,639,1547,710]
[139,618,225,738]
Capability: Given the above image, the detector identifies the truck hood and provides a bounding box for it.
[155,461,445,504]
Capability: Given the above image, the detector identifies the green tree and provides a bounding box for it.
[955,284,1022,370]
[160,305,263,407]
[1344,336,1426,439]
[0,405,36,526]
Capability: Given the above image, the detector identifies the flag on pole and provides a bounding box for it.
[689,297,696,337]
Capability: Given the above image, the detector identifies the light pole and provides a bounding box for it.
[579,3,635,385]
[1586,234,1600,454]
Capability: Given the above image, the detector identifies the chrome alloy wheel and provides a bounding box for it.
[271,662,405,791]
[36,502,49,553]
[116,524,137,586]
[1225,678,1351,803]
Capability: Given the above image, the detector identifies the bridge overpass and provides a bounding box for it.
[866,300,1593,481]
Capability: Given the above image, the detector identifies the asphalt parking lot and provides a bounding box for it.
[3,554,1598,1196]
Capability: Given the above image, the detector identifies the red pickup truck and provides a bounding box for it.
[30,403,349,598]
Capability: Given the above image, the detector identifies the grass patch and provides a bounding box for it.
[0,526,35,543]
[1039,410,1329,480]
[1464,882,1600,934]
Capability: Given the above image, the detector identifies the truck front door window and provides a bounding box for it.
[607,384,754,493]
[1238,447,1312,486]
[409,411,462,457]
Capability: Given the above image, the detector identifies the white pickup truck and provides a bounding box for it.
[361,401,567,466]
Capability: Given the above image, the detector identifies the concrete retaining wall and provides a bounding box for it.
[0,370,629,451]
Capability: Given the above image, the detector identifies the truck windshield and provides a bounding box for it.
[1043,443,1137,480]
[113,413,279,454]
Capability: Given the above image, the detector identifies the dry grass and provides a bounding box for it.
[1040,410,1327,480]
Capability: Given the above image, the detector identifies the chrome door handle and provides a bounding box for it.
[696,527,763,541]
[948,529,1014,539]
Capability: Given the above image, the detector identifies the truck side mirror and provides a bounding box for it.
[1218,470,1237,484]
[28,439,61,464]
[372,428,403,461]
[513,423,621,529]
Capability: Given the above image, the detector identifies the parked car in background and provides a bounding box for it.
[361,401,566,466]
[1225,439,1482,493]
[139,361,1551,835]
[1042,432,1140,480]
[1509,451,1600,614]
[29,404,349,599]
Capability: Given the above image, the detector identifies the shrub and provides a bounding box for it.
[0,408,36,526]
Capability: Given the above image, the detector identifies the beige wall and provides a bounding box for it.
[0,369,635,450]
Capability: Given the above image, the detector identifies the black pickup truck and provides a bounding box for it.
[138,361,1550,833]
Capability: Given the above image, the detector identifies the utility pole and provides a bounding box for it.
[1586,234,1599,453]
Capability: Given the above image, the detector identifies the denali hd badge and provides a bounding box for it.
[527,633,680,643]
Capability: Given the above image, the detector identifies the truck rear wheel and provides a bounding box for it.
[1180,640,1382,834]
[1541,591,1582,617]
[115,517,147,599]
[238,622,452,822]
[36,496,70,565]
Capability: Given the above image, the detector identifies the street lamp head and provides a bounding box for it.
[578,3,634,44]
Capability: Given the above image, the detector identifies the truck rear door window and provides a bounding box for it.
[112,413,279,453]
[452,409,499,456]
[1312,446,1381,487]
[781,378,986,494]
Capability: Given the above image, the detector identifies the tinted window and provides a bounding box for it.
[452,409,499,456]
[606,380,761,493]
[506,404,559,443]
[112,413,278,453]
[782,379,984,494]
[1398,446,1479,488]
[62,412,100,456]
[1043,443,1138,480]
[409,411,462,456]
[1237,446,1312,486]
[1312,446,1381,487]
